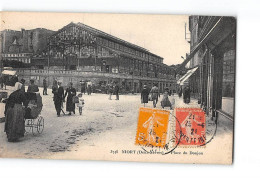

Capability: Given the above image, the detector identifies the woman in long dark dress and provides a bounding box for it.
[4,82,27,142]
[64,82,76,115]
[161,88,172,109]
[141,85,149,107]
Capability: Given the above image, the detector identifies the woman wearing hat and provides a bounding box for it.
[64,82,76,115]
[4,82,27,142]
[161,87,173,109]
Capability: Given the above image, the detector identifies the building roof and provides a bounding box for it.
[53,22,163,59]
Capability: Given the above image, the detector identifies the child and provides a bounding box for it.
[77,93,85,115]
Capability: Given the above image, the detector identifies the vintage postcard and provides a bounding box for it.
[0,12,235,164]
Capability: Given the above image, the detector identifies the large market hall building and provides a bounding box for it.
[1,22,176,93]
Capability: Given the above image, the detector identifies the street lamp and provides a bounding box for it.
[129,71,134,94]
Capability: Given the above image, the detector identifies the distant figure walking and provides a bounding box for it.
[87,81,92,95]
[80,80,86,94]
[43,78,48,95]
[150,84,160,108]
[64,82,76,115]
[0,75,4,89]
[20,79,25,93]
[141,85,149,107]
[183,86,191,104]
[27,79,39,93]
[114,82,120,100]
[178,86,182,98]
[108,83,113,100]
[52,81,64,117]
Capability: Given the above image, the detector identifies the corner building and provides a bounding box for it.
[178,16,236,120]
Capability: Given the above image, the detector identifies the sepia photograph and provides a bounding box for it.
[0,12,236,164]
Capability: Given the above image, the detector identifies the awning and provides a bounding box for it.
[177,67,198,85]
[2,70,17,76]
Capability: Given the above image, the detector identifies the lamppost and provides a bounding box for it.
[129,71,134,94]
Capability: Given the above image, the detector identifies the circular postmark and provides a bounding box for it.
[135,107,217,155]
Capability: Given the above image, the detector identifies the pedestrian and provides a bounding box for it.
[183,86,191,104]
[52,79,58,89]
[161,88,173,109]
[3,75,7,90]
[4,82,27,142]
[178,86,182,98]
[0,75,3,89]
[87,81,92,95]
[20,79,25,93]
[108,82,113,100]
[43,78,48,95]
[114,81,120,100]
[10,75,18,86]
[80,80,86,94]
[27,79,39,93]
[77,93,85,115]
[141,85,149,107]
[150,84,160,108]
[64,82,76,115]
[52,81,64,117]
[169,89,172,96]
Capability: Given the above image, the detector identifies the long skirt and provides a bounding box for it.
[161,98,172,108]
[4,104,25,142]
[66,97,75,112]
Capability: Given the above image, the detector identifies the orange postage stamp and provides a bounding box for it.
[135,107,170,148]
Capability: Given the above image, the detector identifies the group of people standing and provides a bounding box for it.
[108,81,120,100]
[141,84,174,109]
[52,80,77,117]
[80,80,92,95]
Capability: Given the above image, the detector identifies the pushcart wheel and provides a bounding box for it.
[24,119,32,134]
[32,119,37,136]
[37,116,44,134]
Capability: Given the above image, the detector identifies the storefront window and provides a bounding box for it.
[222,50,235,98]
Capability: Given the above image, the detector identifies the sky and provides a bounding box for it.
[1,12,190,65]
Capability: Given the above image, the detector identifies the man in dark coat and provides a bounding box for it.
[80,80,86,94]
[183,86,191,104]
[150,84,160,108]
[20,79,25,93]
[114,82,120,100]
[27,79,39,93]
[141,85,149,107]
[43,78,48,95]
[64,82,76,115]
[52,81,64,117]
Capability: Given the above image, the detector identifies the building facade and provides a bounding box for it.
[178,16,236,120]
[1,22,176,93]
[0,28,54,68]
